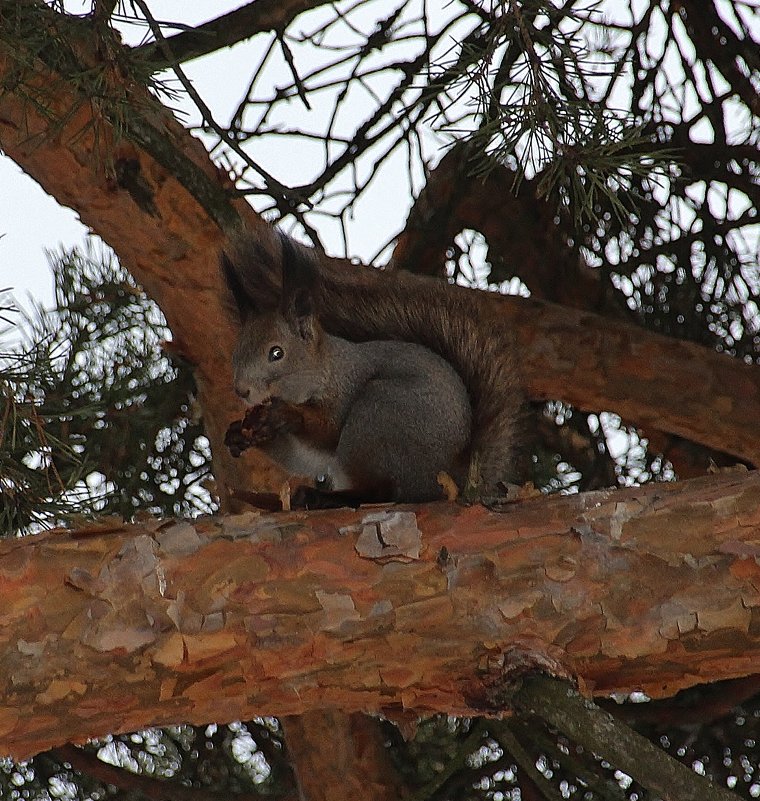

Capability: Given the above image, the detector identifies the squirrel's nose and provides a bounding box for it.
[234,382,250,400]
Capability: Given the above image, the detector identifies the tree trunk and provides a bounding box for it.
[1,470,760,760]
[281,712,406,801]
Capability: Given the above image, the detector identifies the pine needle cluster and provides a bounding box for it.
[428,1,676,225]
[0,247,212,536]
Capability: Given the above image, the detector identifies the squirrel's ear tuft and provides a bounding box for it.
[279,233,319,301]
[291,285,314,320]
[279,233,320,342]
[221,250,252,319]
[286,286,318,342]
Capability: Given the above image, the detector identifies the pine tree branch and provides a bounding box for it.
[392,143,610,309]
[0,0,276,505]
[508,292,760,468]
[50,744,291,801]
[2,471,760,760]
[504,716,630,801]
[491,721,570,801]
[511,675,740,801]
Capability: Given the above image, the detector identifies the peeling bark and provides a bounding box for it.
[1,471,760,760]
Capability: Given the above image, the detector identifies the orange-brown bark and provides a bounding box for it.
[281,712,407,801]
[1,470,760,761]
[0,16,277,506]
[504,294,760,468]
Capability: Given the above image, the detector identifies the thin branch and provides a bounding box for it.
[132,0,334,67]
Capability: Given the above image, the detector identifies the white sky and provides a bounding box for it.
[0,3,257,310]
[0,158,89,310]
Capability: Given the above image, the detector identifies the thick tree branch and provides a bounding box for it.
[0,4,279,505]
[393,145,607,312]
[507,293,760,468]
[3,5,755,797]
[2,471,760,760]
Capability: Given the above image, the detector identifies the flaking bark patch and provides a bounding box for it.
[349,511,422,561]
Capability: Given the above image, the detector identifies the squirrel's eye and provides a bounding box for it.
[268,345,284,362]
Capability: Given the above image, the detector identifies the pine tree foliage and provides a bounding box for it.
[0,247,212,536]
[1,718,294,800]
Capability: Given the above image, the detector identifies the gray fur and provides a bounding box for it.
[231,308,471,501]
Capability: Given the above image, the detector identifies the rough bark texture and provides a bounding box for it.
[1,470,760,760]
[1,8,759,793]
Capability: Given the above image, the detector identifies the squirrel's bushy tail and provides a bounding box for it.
[223,229,522,492]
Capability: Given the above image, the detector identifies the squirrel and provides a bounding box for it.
[222,229,521,506]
